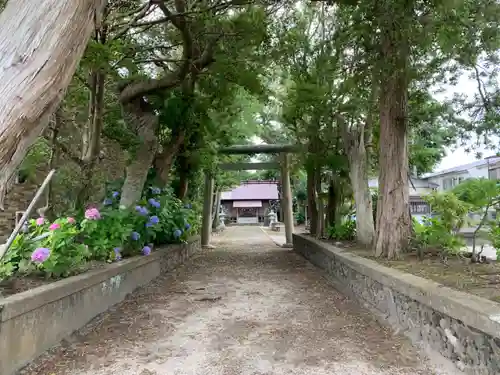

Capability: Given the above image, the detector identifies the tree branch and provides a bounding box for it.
[53,139,84,166]
[111,2,154,41]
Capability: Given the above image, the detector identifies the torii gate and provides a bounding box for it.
[201,144,299,249]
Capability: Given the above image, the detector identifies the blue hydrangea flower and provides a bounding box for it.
[148,198,160,208]
[135,205,148,216]
[142,246,151,256]
[173,229,182,238]
[114,247,122,261]
[146,215,159,228]
[185,223,191,230]
[103,198,113,206]
[131,231,140,241]
[150,186,161,195]
[112,191,120,198]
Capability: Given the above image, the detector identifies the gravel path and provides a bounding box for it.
[20,227,446,375]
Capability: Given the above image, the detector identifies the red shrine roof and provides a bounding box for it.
[220,180,279,201]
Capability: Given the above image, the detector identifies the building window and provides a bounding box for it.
[443,176,464,190]
[410,201,430,214]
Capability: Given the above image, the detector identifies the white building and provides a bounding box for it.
[423,156,500,191]
[369,155,500,222]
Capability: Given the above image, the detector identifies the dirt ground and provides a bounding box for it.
[341,242,500,303]
[20,227,449,375]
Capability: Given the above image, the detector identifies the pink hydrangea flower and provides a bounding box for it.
[35,217,45,226]
[31,248,50,263]
[84,208,101,220]
[49,223,61,231]
[67,217,76,224]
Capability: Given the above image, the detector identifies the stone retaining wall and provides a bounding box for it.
[293,234,500,375]
[0,238,200,375]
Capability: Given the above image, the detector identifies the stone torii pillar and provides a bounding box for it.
[201,172,215,249]
[281,153,294,248]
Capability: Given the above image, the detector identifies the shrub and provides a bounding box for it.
[412,217,465,258]
[327,219,356,241]
[295,211,305,225]
[0,186,200,283]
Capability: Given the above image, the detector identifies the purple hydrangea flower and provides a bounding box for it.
[149,216,159,225]
[135,205,149,216]
[131,231,140,241]
[185,223,191,230]
[85,208,101,220]
[114,247,122,261]
[148,198,160,209]
[112,191,120,198]
[31,248,51,263]
[103,198,113,206]
[142,246,151,256]
[173,229,182,238]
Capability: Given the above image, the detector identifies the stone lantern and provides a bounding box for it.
[266,210,277,227]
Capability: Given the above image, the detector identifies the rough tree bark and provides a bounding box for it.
[119,98,158,207]
[338,115,375,247]
[374,18,411,259]
[326,178,341,229]
[154,128,186,186]
[176,149,190,200]
[315,169,325,239]
[0,0,106,209]
[76,69,106,207]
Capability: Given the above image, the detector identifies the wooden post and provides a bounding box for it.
[281,153,294,248]
[201,172,215,248]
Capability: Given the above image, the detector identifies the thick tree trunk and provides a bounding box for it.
[349,149,375,246]
[326,179,338,228]
[0,0,105,209]
[178,173,189,200]
[338,113,376,247]
[306,163,318,235]
[306,164,318,235]
[176,152,190,200]
[120,99,158,207]
[315,169,324,239]
[154,129,186,186]
[374,29,411,259]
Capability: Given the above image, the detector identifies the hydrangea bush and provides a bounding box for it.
[0,187,200,282]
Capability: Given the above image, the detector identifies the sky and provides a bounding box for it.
[431,69,498,172]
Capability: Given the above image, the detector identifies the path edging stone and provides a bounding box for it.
[0,237,200,375]
[293,233,500,375]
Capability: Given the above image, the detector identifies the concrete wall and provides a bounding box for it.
[0,238,200,375]
[293,234,500,375]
